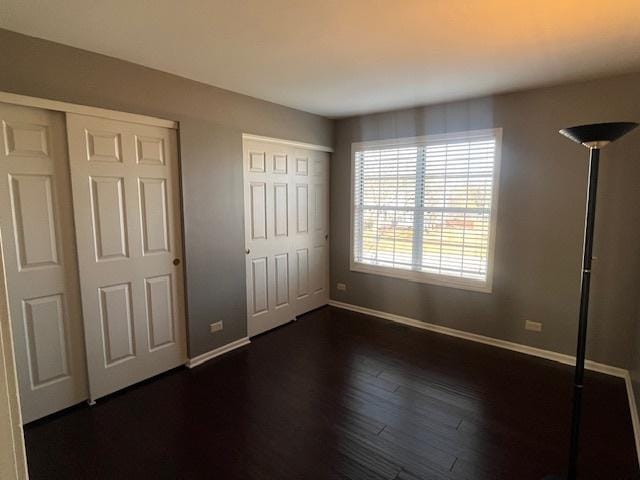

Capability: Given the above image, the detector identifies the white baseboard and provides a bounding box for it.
[186,337,250,368]
[328,300,625,376]
[328,299,640,465]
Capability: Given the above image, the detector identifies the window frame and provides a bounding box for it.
[349,128,502,294]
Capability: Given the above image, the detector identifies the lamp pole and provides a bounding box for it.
[567,145,599,480]
[543,122,638,480]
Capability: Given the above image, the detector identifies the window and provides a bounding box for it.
[351,129,501,292]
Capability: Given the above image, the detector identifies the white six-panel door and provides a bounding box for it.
[293,147,330,316]
[66,113,186,401]
[0,103,88,422]
[243,139,329,337]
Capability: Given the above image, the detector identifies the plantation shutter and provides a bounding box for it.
[353,131,498,287]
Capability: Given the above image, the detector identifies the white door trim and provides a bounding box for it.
[0,91,177,130]
[0,231,28,480]
[242,133,333,153]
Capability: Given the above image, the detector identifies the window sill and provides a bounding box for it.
[350,262,493,294]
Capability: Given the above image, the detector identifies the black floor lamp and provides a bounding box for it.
[543,122,638,480]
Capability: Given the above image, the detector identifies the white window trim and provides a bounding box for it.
[349,128,502,294]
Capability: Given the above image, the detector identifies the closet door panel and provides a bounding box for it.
[66,113,186,401]
[310,152,330,306]
[244,141,297,336]
[0,103,88,423]
[290,148,330,315]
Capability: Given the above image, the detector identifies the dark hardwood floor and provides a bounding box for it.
[25,306,638,479]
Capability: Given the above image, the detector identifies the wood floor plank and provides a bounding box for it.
[335,427,459,480]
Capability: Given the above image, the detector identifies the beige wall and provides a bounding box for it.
[0,29,333,357]
[331,72,640,368]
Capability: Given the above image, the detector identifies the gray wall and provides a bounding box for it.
[331,73,640,368]
[2,28,639,372]
[0,29,333,357]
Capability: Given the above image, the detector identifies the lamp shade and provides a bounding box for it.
[559,122,638,148]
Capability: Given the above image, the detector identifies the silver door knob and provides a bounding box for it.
[245,248,250,254]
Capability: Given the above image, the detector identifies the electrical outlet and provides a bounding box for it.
[210,321,223,333]
[336,283,347,291]
[525,320,543,332]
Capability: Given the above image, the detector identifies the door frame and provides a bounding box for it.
[242,133,333,154]
[0,229,28,480]
[241,133,332,337]
[0,91,177,129]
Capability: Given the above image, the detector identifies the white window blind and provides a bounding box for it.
[352,130,500,292]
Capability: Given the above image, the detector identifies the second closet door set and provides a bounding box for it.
[0,102,187,422]
[243,138,330,337]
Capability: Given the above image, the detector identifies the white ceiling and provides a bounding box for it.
[2,0,640,118]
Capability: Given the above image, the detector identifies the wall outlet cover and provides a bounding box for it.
[525,320,543,332]
[337,283,347,291]
[210,321,223,333]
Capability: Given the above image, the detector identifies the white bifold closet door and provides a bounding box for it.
[243,138,329,337]
[0,103,88,423]
[66,113,187,401]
